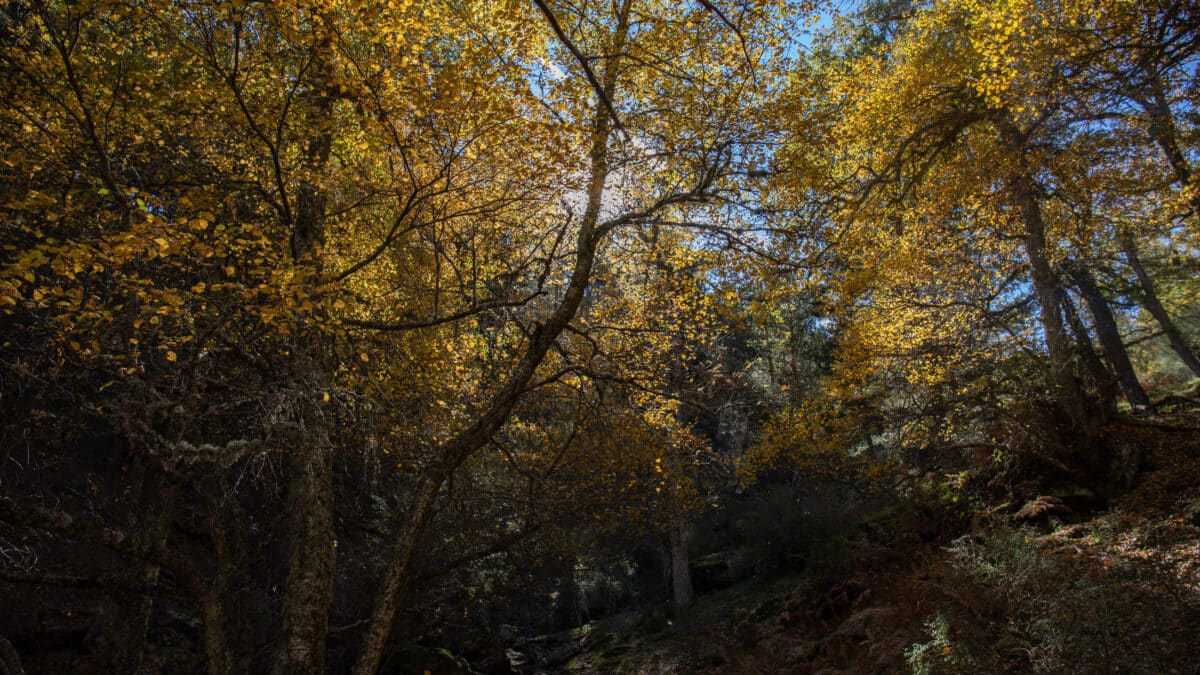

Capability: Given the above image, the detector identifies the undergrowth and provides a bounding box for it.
[907,525,1183,673]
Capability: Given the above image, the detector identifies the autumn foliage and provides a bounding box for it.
[1,0,1198,672]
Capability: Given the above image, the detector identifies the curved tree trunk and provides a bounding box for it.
[0,497,231,675]
[352,6,636,673]
[0,637,25,675]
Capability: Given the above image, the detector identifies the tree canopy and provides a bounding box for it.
[1,0,1198,672]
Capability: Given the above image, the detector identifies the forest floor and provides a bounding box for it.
[532,407,1200,674]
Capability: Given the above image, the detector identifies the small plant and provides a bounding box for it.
[905,610,975,674]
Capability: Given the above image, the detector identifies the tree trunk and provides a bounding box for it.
[199,592,232,675]
[1012,181,1095,428]
[273,438,334,675]
[351,474,440,674]
[1069,266,1151,409]
[0,497,229,675]
[352,6,633,672]
[1120,233,1200,378]
[1060,289,1118,414]
[669,521,693,617]
[0,637,24,675]
[997,113,1100,436]
[273,23,337,674]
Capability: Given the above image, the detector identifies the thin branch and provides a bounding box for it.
[532,0,625,131]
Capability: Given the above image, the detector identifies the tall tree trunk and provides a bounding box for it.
[997,113,1100,436]
[1069,266,1151,409]
[0,497,230,675]
[1060,289,1118,414]
[1119,233,1200,378]
[669,521,693,617]
[273,22,337,675]
[352,6,633,673]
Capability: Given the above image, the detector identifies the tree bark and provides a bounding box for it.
[198,592,232,675]
[1119,233,1200,378]
[0,637,24,675]
[273,439,334,675]
[1069,265,1151,409]
[0,497,231,675]
[118,471,174,672]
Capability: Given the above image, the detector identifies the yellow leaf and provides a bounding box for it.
[359,353,369,363]
[166,350,177,362]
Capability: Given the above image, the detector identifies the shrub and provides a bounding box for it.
[944,526,1156,673]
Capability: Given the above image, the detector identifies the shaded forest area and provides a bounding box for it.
[1,0,1199,672]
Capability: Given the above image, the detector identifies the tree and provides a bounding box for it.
[768,0,1199,490]
[0,0,791,671]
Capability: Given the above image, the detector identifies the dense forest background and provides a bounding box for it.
[1,0,1198,673]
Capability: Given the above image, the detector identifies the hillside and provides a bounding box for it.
[508,408,1200,674]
